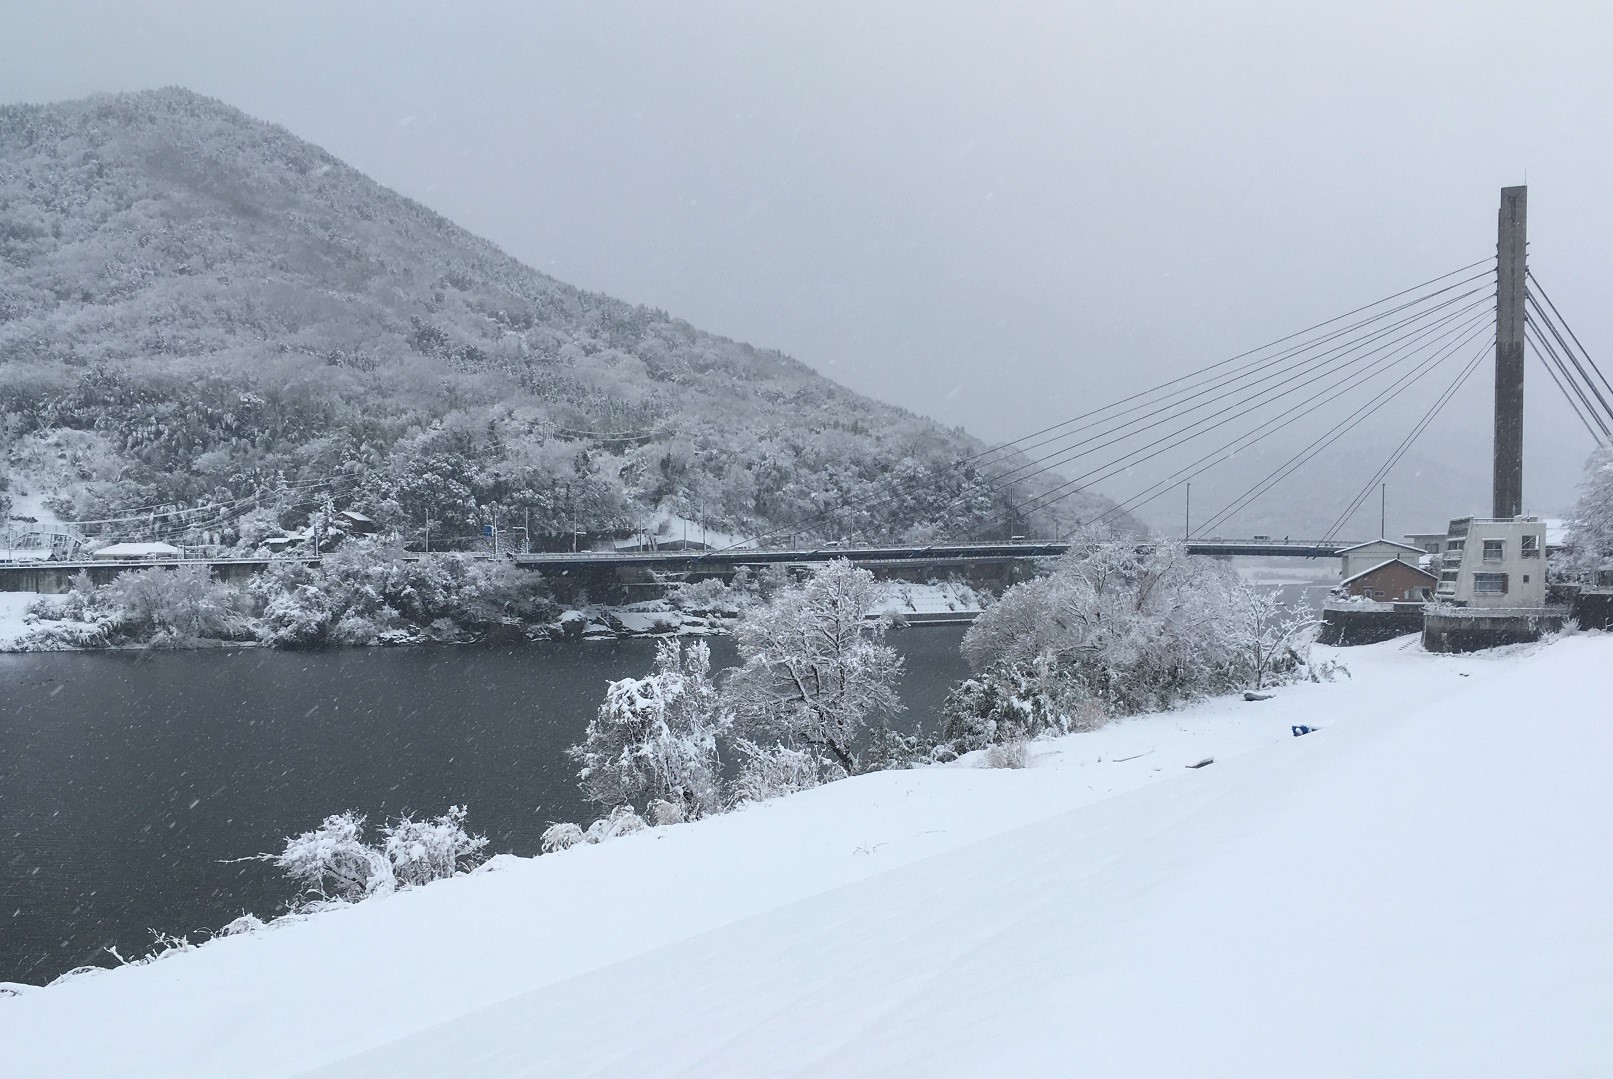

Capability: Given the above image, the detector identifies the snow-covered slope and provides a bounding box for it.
[5,636,1610,1077]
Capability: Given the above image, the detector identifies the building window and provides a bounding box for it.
[1482,539,1505,562]
[1522,534,1540,558]
[1473,572,1508,595]
[1439,570,1458,582]
[1446,538,1465,552]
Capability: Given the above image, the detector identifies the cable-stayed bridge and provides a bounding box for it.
[11,186,1612,584]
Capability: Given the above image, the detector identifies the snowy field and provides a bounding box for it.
[3,634,1610,1076]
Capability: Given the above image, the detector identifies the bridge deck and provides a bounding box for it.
[0,540,1349,584]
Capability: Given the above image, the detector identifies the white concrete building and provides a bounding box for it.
[1433,516,1547,608]
[1336,539,1427,581]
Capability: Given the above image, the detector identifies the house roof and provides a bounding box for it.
[1341,558,1438,587]
[92,541,182,559]
[1336,539,1428,556]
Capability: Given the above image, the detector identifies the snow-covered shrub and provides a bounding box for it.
[270,806,488,905]
[250,561,334,647]
[214,914,266,938]
[860,723,931,772]
[380,805,489,887]
[723,559,903,776]
[569,638,725,819]
[671,576,740,614]
[248,545,558,647]
[648,798,685,825]
[540,822,587,853]
[538,805,654,855]
[273,812,396,904]
[584,805,648,842]
[955,532,1293,724]
[940,654,1102,754]
[985,739,1030,769]
[99,566,256,645]
[729,738,823,804]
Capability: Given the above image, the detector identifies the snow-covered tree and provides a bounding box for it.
[722,559,903,776]
[380,806,489,887]
[271,806,486,905]
[273,812,395,904]
[1229,580,1318,690]
[1567,448,1613,577]
[729,739,824,804]
[100,566,256,645]
[954,530,1273,726]
[568,638,725,818]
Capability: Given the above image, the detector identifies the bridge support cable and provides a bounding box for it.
[1524,322,1613,442]
[967,256,1496,467]
[1320,338,1495,542]
[972,299,1496,537]
[1527,271,1613,406]
[1186,320,1498,539]
[974,283,1499,495]
[978,267,1499,470]
[1526,327,1611,442]
[1522,297,1613,437]
[710,257,1494,552]
[1092,332,1495,536]
[1526,296,1613,426]
[1093,323,1495,537]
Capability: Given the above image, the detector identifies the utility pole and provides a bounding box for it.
[1494,185,1527,520]
[1184,483,1191,540]
[1380,482,1387,539]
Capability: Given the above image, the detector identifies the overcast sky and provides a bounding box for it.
[4,1,1609,518]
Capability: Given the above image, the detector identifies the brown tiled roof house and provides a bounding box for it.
[1339,558,1438,603]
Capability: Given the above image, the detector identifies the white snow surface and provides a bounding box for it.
[5,636,1611,1077]
[0,592,53,648]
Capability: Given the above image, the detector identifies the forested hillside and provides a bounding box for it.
[0,88,1122,549]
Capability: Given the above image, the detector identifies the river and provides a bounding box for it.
[0,627,970,985]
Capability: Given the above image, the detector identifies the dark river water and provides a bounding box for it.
[0,627,969,985]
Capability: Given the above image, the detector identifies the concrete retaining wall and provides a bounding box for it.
[1319,606,1425,646]
[1422,607,1567,653]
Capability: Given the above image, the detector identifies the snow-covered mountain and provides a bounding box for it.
[0,88,1125,546]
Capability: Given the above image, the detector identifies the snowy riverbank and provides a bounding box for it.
[0,578,983,651]
[5,633,1609,1076]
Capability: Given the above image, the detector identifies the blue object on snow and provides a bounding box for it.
[1291,725,1314,737]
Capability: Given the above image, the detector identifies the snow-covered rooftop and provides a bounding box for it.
[1335,538,1428,555]
[1340,558,1438,586]
[90,542,182,559]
